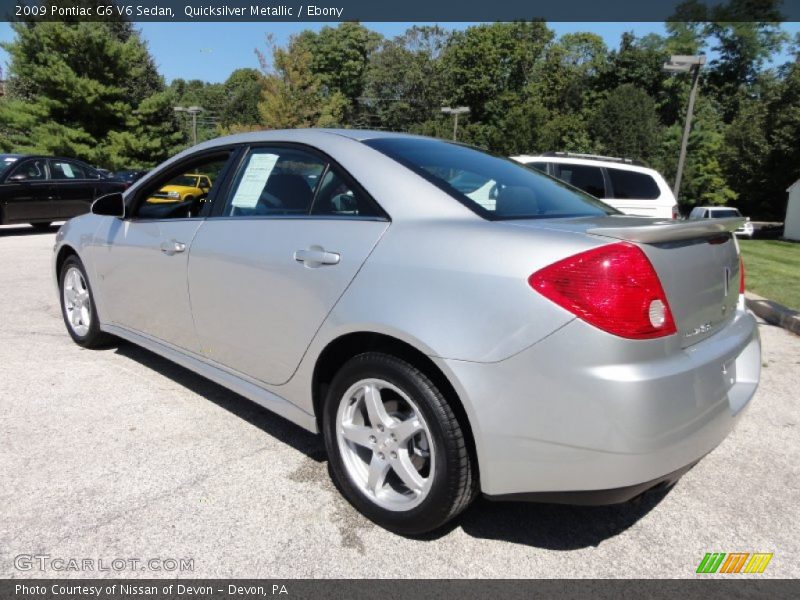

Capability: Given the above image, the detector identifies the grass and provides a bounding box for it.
[739,239,800,310]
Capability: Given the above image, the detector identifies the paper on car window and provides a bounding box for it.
[231,153,279,209]
[61,162,75,178]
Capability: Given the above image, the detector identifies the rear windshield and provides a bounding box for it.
[711,209,741,218]
[363,138,615,220]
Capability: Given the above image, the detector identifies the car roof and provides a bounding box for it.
[511,154,659,175]
[190,128,429,152]
[1,154,90,163]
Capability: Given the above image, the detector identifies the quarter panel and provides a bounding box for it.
[324,220,598,363]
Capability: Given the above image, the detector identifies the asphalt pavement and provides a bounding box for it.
[1,223,798,578]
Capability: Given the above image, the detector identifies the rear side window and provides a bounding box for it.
[363,138,614,221]
[607,168,660,200]
[554,164,606,198]
[50,160,87,180]
[223,148,326,217]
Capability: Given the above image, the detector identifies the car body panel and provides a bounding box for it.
[89,217,205,352]
[53,129,761,499]
[187,217,389,385]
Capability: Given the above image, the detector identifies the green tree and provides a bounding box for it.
[590,84,661,161]
[298,23,382,124]
[0,19,183,168]
[363,26,450,132]
[257,34,347,129]
[219,68,263,129]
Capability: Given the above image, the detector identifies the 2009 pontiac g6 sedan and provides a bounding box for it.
[54,130,761,534]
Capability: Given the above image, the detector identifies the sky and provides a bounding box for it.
[1,21,798,84]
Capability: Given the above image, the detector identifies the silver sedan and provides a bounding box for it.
[54,130,760,534]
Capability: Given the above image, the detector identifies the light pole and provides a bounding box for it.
[174,105,204,146]
[440,106,470,141]
[663,55,706,201]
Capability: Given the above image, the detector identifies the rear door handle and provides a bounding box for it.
[160,240,186,255]
[294,247,340,267]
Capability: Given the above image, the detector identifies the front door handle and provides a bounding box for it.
[160,240,186,255]
[294,247,340,267]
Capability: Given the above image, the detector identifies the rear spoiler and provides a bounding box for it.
[587,217,745,244]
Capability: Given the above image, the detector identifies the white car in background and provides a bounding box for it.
[689,206,754,238]
[511,152,679,219]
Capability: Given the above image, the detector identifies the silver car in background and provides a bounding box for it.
[54,130,760,534]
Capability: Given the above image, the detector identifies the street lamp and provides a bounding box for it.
[440,106,470,141]
[174,105,204,146]
[663,55,706,201]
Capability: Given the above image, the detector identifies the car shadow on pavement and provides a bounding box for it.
[113,341,328,464]
[451,487,671,549]
[0,224,60,236]
[114,339,670,550]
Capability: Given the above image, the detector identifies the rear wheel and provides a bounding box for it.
[323,352,477,535]
[59,256,112,348]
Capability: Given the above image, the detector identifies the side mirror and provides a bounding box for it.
[91,192,125,218]
[8,174,28,182]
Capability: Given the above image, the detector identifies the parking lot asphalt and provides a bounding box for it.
[1,223,798,579]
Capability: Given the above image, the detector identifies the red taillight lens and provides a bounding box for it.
[672,205,679,219]
[529,242,677,339]
[739,257,745,294]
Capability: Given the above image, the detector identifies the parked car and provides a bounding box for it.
[54,130,760,534]
[112,169,149,187]
[511,152,679,219]
[146,172,212,204]
[0,154,127,229]
[689,206,754,238]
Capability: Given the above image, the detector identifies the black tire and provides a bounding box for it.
[31,222,52,231]
[58,255,113,348]
[323,352,477,535]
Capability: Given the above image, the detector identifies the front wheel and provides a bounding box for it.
[323,352,477,535]
[59,256,112,348]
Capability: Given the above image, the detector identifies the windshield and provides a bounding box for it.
[363,138,615,220]
[169,174,200,187]
[0,156,20,177]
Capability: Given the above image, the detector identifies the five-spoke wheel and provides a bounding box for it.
[324,352,477,534]
[59,255,111,348]
[336,378,435,511]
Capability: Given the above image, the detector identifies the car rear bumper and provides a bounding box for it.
[439,308,760,498]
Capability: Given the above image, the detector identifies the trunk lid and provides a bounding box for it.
[505,215,742,347]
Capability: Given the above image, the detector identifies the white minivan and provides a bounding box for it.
[511,152,679,219]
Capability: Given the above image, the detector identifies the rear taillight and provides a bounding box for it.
[529,242,677,340]
[672,205,679,219]
[739,257,745,294]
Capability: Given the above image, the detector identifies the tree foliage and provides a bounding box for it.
[0,18,183,168]
[1,11,797,219]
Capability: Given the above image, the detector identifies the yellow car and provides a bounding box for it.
[147,173,212,204]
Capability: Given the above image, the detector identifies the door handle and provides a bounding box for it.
[294,247,340,267]
[160,240,186,255]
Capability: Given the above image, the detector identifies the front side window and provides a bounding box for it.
[223,148,326,217]
[607,168,660,200]
[10,159,47,181]
[364,138,614,220]
[135,153,232,219]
